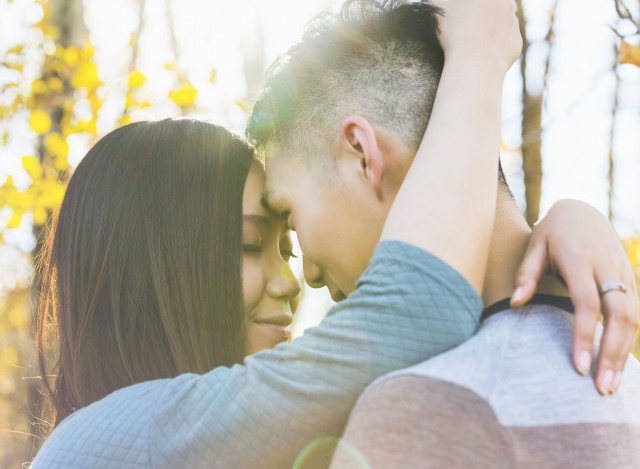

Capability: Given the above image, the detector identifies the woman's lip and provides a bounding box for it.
[254,322,292,340]
[253,314,294,327]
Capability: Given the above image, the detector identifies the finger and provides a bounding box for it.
[596,291,637,395]
[595,278,639,394]
[511,238,548,307]
[561,264,601,378]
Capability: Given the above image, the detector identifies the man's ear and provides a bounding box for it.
[340,115,384,195]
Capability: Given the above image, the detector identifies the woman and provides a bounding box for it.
[37,119,302,426]
[33,1,635,467]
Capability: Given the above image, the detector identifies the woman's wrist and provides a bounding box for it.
[443,50,512,80]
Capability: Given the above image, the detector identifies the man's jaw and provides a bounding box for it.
[325,279,347,303]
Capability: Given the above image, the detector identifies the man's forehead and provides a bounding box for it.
[262,147,291,202]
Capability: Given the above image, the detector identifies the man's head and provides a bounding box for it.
[247,0,509,298]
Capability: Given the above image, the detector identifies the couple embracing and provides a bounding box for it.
[33,1,640,468]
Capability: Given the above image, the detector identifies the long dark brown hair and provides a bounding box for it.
[36,119,253,427]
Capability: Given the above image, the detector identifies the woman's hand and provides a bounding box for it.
[512,199,639,395]
[434,0,522,74]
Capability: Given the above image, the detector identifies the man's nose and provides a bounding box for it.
[303,256,325,289]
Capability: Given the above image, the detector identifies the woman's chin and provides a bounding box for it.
[247,324,292,354]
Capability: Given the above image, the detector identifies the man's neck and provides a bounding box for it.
[482,195,569,307]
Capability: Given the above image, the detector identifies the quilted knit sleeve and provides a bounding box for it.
[150,241,482,468]
[31,241,481,468]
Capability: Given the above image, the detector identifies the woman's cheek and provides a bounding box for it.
[242,257,264,314]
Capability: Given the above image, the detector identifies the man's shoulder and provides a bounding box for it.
[360,304,640,427]
[365,304,544,398]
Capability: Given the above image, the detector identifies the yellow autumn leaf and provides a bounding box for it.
[5,61,24,72]
[88,93,102,112]
[7,44,25,55]
[15,190,35,210]
[621,40,640,67]
[71,62,101,90]
[118,113,132,126]
[164,62,177,72]
[44,26,60,40]
[33,206,48,226]
[128,70,147,89]
[125,93,136,109]
[53,154,70,171]
[74,118,97,135]
[44,132,69,160]
[80,44,95,62]
[29,109,52,134]
[624,237,640,265]
[31,79,48,95]
[7,209,24,229]
[22,155,43,180]
[235,100,251,113]
[47,76,64,92]
[169,83,197,107]
[38,180,66,206]
[63,46,80,67]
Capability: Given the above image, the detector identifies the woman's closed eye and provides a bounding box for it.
[243,244,263,254]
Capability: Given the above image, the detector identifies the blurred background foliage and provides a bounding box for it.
[0,0,639,466]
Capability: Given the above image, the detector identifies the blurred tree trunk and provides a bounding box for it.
[28,0,87,456]
[242,14,267,99]
[516,0,558,226]
[608,26,621,221]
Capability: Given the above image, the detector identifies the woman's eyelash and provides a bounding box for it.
[281,249,299,259]
[243,245,262,253]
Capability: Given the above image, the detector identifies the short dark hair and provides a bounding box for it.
[246,0,510,189]
[247,0,444,158]
[37,119,253,427]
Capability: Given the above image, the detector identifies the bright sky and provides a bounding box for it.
[1,0,639,328]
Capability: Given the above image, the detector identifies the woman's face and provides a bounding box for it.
[242,162,301,355]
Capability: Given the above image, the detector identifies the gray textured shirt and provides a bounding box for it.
[333,302,640,469]
[31,241,482,468]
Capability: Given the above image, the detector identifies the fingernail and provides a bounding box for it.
[576,351,591,376]
[511,286,525,305]
[598,370,614,396]
[612,372,623,393]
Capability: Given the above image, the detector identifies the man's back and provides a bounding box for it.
[332,301,640,468]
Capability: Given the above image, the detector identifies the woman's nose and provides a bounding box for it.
[267,261,301,302]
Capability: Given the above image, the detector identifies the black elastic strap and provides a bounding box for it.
[481,293,574,323]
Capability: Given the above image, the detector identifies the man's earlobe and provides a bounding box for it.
[340,116,384,195]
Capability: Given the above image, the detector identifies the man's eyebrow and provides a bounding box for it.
[260,189,282,218]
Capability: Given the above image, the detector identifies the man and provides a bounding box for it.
[246,0,640,466]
